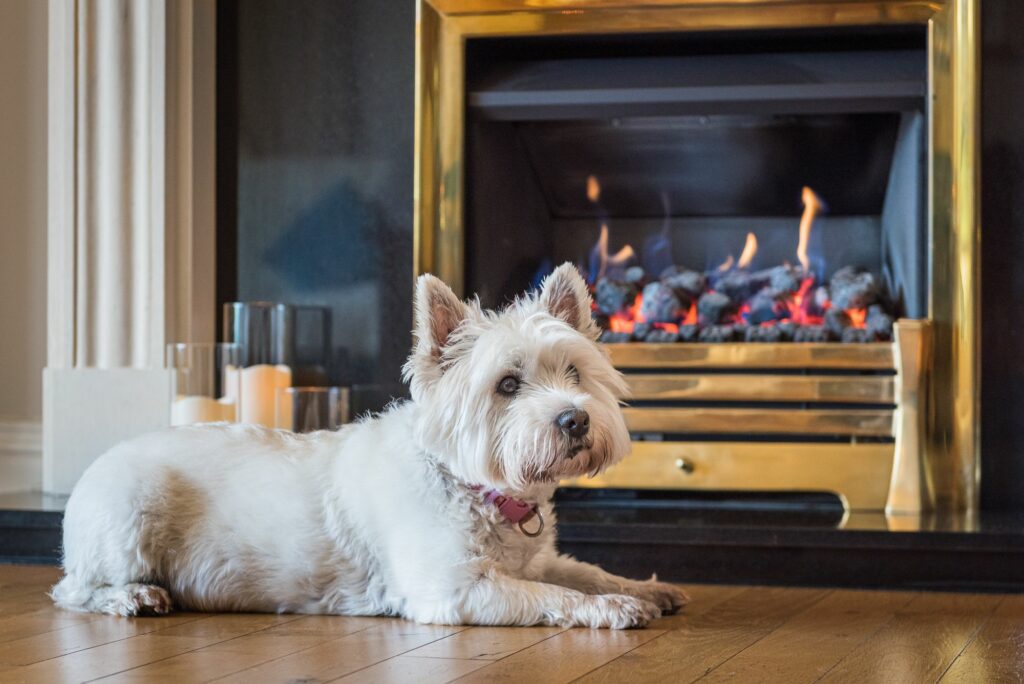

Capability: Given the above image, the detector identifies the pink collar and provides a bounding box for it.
[473,487,545,537]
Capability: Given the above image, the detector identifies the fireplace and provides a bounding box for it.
[415,0,979,514]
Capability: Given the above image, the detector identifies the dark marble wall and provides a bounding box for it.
[217,0,415,410]
[981,0,1024,510]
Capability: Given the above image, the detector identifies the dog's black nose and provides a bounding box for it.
[557,408,590,439]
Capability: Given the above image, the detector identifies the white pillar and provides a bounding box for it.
[43,0,216,494]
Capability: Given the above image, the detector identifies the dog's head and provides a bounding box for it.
[403,263,631,492]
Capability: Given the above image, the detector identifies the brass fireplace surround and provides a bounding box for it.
[414,0,980,513]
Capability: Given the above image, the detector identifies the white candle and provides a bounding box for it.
[171,396,237,426]
[230,364,292,428]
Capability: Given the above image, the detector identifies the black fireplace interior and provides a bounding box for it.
[465,28,927,325]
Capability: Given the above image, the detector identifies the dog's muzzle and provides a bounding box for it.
[556,408,590,439]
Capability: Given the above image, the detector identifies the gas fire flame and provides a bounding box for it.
[585,184,872,336]
[737,232,758,270]
[797,186,823,274]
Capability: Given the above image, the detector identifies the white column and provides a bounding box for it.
[43,0,216,494]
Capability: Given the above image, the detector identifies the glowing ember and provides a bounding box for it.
[848,308,868,328]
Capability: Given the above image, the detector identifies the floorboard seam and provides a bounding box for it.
[687,589,834,683]
[933,596,1005,684]
[78,613,310,682]
[203,621,384,683]
[563,629,675,684]
[317,624,472,683]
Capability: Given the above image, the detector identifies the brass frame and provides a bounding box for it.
[415,0,980,511]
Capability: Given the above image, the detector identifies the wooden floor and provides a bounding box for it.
[0,566,1020,683]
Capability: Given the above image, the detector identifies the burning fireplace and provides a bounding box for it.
[415,0,979,514]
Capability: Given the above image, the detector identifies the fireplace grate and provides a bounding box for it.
[565,320,930,512]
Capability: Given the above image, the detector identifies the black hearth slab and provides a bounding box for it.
[554,491,1024,592]
[0,495,64,565]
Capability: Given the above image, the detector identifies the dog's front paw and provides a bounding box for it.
[626,577,690,615]
[582,594,662,629]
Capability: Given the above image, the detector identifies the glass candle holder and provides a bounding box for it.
[223,302,294,428]
[277,387,350,433]
[166,343,241,425]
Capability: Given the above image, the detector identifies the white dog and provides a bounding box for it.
[52,264,688,628]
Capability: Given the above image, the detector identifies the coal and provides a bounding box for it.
[866,304,894,340]
[624,266,646,285]
[830,266,880,310]
[747,288,782,325]
[793,325,835,343]
[715,271,754,302]
[595,278,637,315]
[808,286,830,319]
[599,331,632,343]
[841,328,874,344]
[824,308,852,337]
[698,291,736,325]
[677,324,700,342]
[661,268,705,302]
[731,323,749,340]
[640,282,684,323]
[631,322,652,341]
[745,325,784,343]
[699,325,736,343]
[644,328,679,343]
[777,321,797,341]
[767,264,802,294]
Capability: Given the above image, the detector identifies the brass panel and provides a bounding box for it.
[886,320,935,514]
[626,374,895,403]
[565,441,895,511]
[607,343,895,370]
[622,407,894,436]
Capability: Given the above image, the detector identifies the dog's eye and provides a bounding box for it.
[497,375,520,396]
[568,365,580,383]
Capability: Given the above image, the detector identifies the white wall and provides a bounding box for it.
[0,0,48,491]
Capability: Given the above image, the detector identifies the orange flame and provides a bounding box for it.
[586,175,601,203]
[716,254,735,272]
[593,222,635,282]
[737,232,758,269]
[797,187,823,273]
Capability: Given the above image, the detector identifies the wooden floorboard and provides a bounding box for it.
[0,565,1018,683]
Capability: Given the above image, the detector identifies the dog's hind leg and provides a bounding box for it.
[51,577,173,616]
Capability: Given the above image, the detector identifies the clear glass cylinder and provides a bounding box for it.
[223,302,296,428]
[166,343,241,425]
[277,387,350,433]
[223,302,292,366]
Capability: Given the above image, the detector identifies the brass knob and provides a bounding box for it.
[675,457,695,474]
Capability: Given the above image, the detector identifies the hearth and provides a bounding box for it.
[415,0,979,514]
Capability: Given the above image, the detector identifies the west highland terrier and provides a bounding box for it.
[52,264,688,628]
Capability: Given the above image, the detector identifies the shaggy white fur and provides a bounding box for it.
[52,264,688,628]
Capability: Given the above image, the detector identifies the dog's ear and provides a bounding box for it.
[539,263,599,337]
[413,273,469,364]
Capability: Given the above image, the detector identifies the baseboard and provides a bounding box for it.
[0,421,42,494]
